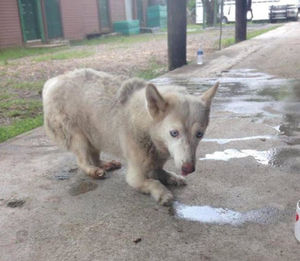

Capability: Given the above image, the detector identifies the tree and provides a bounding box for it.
[202,0,218,26]
[187,0,196,11]
[187,0,196,24]
[167,0,187,70]
[235,0,247,43]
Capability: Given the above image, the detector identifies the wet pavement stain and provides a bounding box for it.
[16,230,28,243]
[281,137,300,146]
[200,147,300,172]
[54,167,78,181]
[69,180,98,196]
[268,148,300,171]
[6,199,25,208]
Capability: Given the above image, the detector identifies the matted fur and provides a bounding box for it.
[43,69,218,205]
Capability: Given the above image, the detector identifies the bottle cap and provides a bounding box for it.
[197,49,203,55]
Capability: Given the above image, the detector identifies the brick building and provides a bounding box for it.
[0,0,150,48]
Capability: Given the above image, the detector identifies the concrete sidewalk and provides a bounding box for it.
[166,21,300,79]
[1,22,300,261]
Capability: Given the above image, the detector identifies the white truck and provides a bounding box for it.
[196,0,299,23]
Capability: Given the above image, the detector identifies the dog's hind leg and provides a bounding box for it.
[69,133,105,179]
[153,169,186,186]
[126,162,174,206]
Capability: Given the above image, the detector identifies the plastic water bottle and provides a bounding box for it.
[295,200,300,242]
[197,49,203,65]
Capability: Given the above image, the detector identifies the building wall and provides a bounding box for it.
[60,0,85,40]
[83,0,100,35]
[109,0,126,22]
[0,0,132,47]
[0,0,23,48]
[60,0,116,40]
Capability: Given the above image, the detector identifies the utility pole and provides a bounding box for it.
[167,0,187,70]
[235,0,247,43]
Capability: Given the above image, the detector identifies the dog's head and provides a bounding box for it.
[146,82,219,176]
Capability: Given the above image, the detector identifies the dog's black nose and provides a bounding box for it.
[181,163,195,176]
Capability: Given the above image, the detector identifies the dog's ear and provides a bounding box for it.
[146,83,167,118]
[201,82,219,107]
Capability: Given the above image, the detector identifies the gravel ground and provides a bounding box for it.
[0,24,275,81]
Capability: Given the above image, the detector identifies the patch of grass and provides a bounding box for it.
[135,58,167,80]
[33,50,95,62]
[221,38,235,48]
[0,78,45,143]
[0,92,14,101]
[220,25,281,48]
[187,24,204,33]
[5,80,44,91]
[0,47,67,64]
[247,25,280,39]
[0,99,42,119]
[145,24,203,34]
[0,80,44,142]
[0,115,43,143]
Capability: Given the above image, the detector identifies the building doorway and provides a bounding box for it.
[44,0,63,39]
[98,0,111,32]
[18,0,44,41]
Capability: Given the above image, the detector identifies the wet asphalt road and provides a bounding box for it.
[1,23,300,260]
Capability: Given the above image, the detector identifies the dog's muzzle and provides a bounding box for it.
[181,162,195,176]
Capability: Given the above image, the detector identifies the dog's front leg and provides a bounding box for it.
[126,162,174,206]
[152,169,187,186]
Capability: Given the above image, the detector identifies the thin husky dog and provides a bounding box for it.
[43,69,218,205]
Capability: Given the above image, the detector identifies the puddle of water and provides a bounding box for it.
[173,201,280,226]
[273,125,300,145]
[203,135,273,144]
[281,137,300,146]
[199,149,270,165]
[269,148,300,167]
[69,180,98,196]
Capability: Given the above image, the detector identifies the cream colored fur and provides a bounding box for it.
[43,69,218,205]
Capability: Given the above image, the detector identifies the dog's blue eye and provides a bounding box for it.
[196,131,203,138]
[170,130,179,137]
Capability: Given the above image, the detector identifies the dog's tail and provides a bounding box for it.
[118,78,147,104]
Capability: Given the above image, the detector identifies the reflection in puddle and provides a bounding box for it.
[174,202,280,225]
[203,135,273,144]
[199,149,270,165]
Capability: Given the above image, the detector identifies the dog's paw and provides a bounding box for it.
[100,160,122,171]
[166,174,187,186]
[90,168,106,179]
[159,192,174,206]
